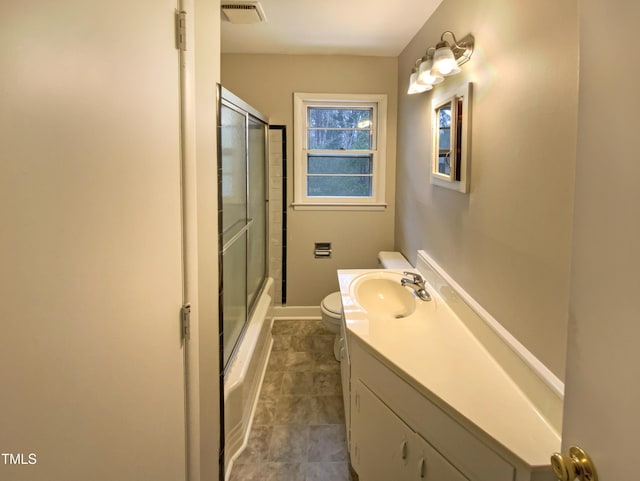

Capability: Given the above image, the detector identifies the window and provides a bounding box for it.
[293,93,387,209]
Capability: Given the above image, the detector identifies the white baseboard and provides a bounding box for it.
[272,305,321,319]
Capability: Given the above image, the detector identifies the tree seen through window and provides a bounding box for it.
[307,107,373,197]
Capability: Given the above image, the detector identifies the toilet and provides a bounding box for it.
[320,292,344,360]
[320,251,413,361]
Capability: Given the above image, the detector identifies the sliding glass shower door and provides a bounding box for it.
[218,86,268,371]
[247,117,267,308]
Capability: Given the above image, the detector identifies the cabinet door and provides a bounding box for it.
[340,325,351,449]
[413,434,469,481]
[351,380,412,481]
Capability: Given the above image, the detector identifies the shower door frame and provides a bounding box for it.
[217,85,270,375]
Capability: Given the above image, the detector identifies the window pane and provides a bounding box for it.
[308,129,372,150]
[437,101,452,153]
[308,107,372,128]
[438,154,451,175]
[438,103,452,127]
[307,176,373,197]
[308,155,372,175]
[438,128,451,150]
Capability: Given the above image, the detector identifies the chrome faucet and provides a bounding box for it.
[401,272,431,301]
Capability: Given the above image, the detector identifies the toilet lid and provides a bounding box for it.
[322,292,343,315]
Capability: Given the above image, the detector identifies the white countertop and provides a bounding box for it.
[338,269,560,469]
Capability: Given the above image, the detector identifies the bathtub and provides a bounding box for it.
[223,277,274,478]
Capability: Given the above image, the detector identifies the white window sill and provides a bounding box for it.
[291,202,388,211]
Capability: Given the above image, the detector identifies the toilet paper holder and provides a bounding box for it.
[314,242,332,259]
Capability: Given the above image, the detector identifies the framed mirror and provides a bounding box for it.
[431,82,472,193]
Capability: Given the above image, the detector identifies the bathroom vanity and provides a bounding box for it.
[337,253,562,481]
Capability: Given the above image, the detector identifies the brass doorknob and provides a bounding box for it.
[550,446,598,481]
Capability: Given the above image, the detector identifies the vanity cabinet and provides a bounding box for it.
[348,338,530,481]
[352,378,468,481]
[339,314,351,447]
[339,266,559,481]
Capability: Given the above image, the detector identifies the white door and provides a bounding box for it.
[0,1,187,480]
[561,0,640,479]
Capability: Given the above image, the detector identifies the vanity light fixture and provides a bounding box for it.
[408,31,475,94]
[417,52,444,86]
[407,65,432,95]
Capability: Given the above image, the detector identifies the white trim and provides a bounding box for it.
[291,202,387,211]
[178,2,202,479]
[272,305,321,319]
[293,92,387,209]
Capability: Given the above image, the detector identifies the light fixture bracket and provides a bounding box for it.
[441,31,474,67]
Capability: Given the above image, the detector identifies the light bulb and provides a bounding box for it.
[417,57,444,86]
[433,42,460,76]
[407,70,432,94]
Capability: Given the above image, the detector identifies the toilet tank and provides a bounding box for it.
[377,251,412,270]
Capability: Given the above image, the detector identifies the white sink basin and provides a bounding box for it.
[348,271,434,319]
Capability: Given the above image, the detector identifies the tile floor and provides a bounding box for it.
[228,319,357,481]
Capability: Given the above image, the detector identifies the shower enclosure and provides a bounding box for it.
[218,86,269,371]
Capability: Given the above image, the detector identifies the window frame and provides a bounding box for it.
[293,92,388,210]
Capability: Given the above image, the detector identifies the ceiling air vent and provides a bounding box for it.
[221,1,267,24]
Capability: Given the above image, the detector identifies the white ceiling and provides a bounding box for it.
[221,0,444,57]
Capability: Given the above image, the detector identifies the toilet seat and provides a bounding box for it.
[321,292,342,319]
[320,292,342,361]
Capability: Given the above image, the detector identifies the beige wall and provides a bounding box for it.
[222,55,398,305]
[562,0,640,474]
[396,0,578,379]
